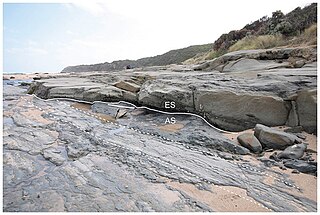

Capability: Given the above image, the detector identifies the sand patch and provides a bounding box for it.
[71,102,117,123]
[71,102,92,111]
[241,155,261,165]
[131,109,147,116]
[262,174,275,186]
[158,123,184,132]
[303,132,317,162]
[168,181,269,212]
[21,108,52,124]
[270,166,317,203]
[223,133,238,142]
[289,172,317,203]
[3,111,14,117]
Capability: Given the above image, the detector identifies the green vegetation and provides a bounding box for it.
[204,50,227,60]
[291,23,317,46]
[62,43,213,72]
[185,3,317,63]
[229,34,285,52]
[212,3,317,52]
[137,43,213,66]
[229,24,317,52]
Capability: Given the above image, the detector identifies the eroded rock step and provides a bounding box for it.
[27,46,317,133]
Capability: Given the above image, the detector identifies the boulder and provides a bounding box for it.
[254,124,302,150]
[277,144,307,159]
[237,133,262,153]
[283,160,317,174]
[114,81,141,93]
[296,89,317,134]
[294,59,306,68]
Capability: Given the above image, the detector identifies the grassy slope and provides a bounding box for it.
[184,3,317,64]
[185,24,317,64]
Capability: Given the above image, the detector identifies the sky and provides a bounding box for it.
[3,0,316,73]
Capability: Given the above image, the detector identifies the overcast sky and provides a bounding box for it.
[3,0,315,73]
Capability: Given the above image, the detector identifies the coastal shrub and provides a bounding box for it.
[212,3,317,52]
[204,50,226,60]
[274,21,294,36]
[228,34,285,52]
[300,24,317,45]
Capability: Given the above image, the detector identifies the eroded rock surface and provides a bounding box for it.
[3,83,317,212]
[27,46,317,133]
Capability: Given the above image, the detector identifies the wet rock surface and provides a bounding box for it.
[283,160,317,174]
[3,83,317,212]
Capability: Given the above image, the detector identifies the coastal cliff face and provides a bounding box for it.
[28,46,317,133]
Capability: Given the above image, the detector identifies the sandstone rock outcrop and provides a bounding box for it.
[194,89,290,131]
[296,89,317,134]
[114,81,141,93]
[4,53,318,212]
[193,46,317,71]
[27,46,317,133]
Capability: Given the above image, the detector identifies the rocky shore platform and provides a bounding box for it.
[3,46,317,212]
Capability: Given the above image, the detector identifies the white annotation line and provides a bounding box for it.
[29,103,272,211]
[23,96,302,211]
[25,94,301,192]
[28,94,237,134]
